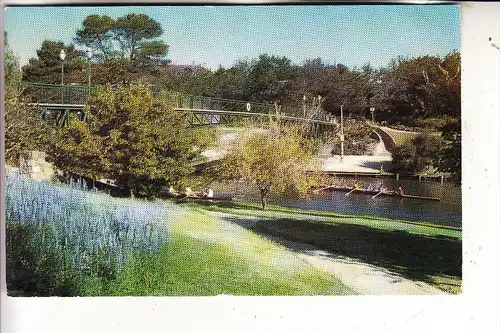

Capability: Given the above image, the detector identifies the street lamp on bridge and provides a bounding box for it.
[370,106,376,123]
[59,49,66,86]
[86,48,93,87]
[59,49,66,103]
[340,104,344,163]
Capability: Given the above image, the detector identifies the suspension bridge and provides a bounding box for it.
[7,81,338,137]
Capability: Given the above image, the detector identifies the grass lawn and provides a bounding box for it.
[176,200,462,294]
[85,208,355,296]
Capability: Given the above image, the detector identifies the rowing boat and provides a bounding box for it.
[182,194,233,201]
[322,186,441,201]
[185,195,232,201]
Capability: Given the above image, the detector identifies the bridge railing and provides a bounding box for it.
[8,81,100,105]
[8,82,334,122]
[167,93,275,114]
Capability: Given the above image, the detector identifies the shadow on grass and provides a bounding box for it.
[174,200,461,231]
[220,215,462,286]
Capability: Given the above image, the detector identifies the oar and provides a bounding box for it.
[313,185,334,194]
[345,188,358,196]
[372,191,383,199]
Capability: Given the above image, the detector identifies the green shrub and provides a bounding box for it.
[6,222,82,296]
[392,134,443,173]
[411,116,458,130]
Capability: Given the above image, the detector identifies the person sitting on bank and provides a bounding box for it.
[168,185,178,196]
[398,187,405,196]
[206,188,214,198]
[185,187,196,197]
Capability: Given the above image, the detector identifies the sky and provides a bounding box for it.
[4,5,460,70]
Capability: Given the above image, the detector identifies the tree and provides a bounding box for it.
[246,54,297,103]
[75,14,115,61]
[4,32,21,82]
[375,53,461,124]
[220,121,317,209]
[22,40,85,84]
[438,119,461,183]
[4,88,55,165]
[47,85,205,198]
[89,58,132,85]
[74,13,169,72]
[112,14,168,65]
[392,133,443,173]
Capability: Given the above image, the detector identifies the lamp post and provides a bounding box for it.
[59,49,66,85]
[303,95,306,117]
[59,49,66,103]
[340,104,344,163]
[86,48,93,87]
[370,107,375,123]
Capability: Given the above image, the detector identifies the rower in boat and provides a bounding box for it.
[398,187,405,196]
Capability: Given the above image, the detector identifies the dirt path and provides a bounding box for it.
[276,239,446,295]
[209,211,447,295]
[370,131,392,156]
[261,232,446,295]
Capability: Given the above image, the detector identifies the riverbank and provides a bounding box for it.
[177,200,462,294]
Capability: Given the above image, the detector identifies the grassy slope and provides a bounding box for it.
[178,200,462,294]
[186,201,462,240]
[86,207,354,296]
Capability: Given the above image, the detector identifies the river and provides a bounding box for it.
[211,177,462,228]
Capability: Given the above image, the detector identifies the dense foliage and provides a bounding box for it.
[153,52,460,124]
[391,116,460,182]
[392,133,443,173]
[47,85,205,197]
[22,40,86,84]
[21,14,168,84]
[5,173,173,296]
[4,32,21,82]
[5,35,54,164]
[4,89,55,165]
[438,119,461,183]
[76,14,168,66]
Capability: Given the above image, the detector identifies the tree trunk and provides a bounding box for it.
[259,188,268,210]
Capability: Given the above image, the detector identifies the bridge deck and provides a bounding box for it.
[28,103,86,109]
[175,108,337,126]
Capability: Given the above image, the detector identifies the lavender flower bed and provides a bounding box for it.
[5,172,177,276]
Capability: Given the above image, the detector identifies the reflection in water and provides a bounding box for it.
[211,177,462,228]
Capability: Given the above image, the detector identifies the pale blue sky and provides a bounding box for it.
[4,5,460,70]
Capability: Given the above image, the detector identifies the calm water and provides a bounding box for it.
[211,177,462,228]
